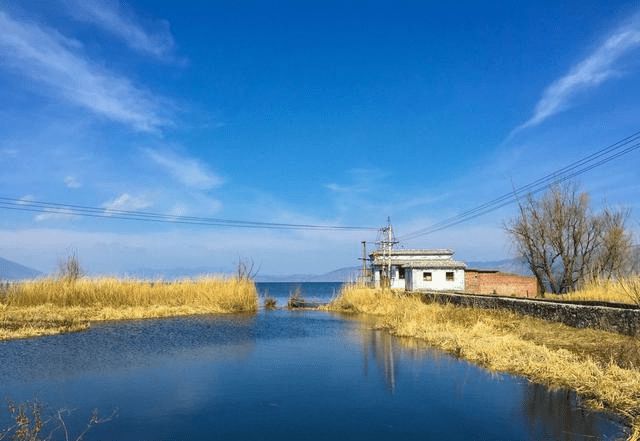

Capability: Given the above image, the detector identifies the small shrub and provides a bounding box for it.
[1,400,115,441]
[264,296,277,310]
[57,251,83,283]
[287,286,304,309]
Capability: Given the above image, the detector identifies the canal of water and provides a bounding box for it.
[0,283,625,440]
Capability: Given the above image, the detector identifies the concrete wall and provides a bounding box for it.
[420,291,640,336]
[465,271,538,298]
[408,268,465,291]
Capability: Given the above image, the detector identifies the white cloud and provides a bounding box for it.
[0,9,169,132]
[145,149,223,190]
[102,193,152,212]
[0,148,18,157]
[514,14,640,133]
[324,167,387,194]
[64,175,81,189]
[324,183,348,192]
[166,203,188,217]
[17,195,35,205]
[64,0,176,60]
[34,208,76,222]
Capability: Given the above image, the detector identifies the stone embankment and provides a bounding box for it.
[420,291,640,336]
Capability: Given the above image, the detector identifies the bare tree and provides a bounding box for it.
[505,183,632,294]
[236,258,259,281]
[592,208,633,280]
[57,251,83,283]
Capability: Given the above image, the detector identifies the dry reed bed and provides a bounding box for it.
[328,286,640,440]
[0,277,258,340]
[544,277,640,305]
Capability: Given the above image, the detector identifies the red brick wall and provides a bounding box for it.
[465,270,538,298]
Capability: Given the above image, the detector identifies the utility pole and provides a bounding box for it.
[359,240,368,285]
[377,217,398,290]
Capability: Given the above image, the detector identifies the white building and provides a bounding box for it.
[370,249,466,291]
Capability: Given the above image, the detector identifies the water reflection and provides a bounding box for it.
[522,383,616,441]
[360,328,397,392]
[0,314,258,384]
[353,318,622,441]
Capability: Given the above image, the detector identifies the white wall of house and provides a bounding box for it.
[372,266,407,289]
[406,268,464,291]
[391,266,406,289]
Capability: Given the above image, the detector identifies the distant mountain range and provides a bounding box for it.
[465,258,532,276]
[122,265,361,282]
[255,266,361,283]
[0,257,42,280]
[125,266,230,279]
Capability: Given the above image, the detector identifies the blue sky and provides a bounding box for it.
[0,1,639,275]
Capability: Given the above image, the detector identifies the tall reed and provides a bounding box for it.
[0,277,258,340]
[3,277,258,312]
[545,276,640,305]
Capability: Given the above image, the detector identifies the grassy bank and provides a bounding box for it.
[328,285,640,440]
[0,277,258,340]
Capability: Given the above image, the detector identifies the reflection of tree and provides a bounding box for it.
[522,382,602,441]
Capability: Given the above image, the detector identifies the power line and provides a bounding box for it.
[398,132,640,241]
[0,197,377,231]
[400,139,640,240]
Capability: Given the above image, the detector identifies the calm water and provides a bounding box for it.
[0,283,625,440]
[257,281,343,304]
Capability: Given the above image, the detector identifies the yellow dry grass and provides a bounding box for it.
[328,285,640,439]
[0,277,258,340]
[544,277,640,305]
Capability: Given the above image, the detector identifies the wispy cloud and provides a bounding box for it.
[34,208,76,222]
[0,9,170,132]
[64,175,81,189]
[145,148,224,190]
[513,14,640,134]
[18,195,35,205]
[0,148,18,157]
[64,0,176,60]
[325,167,387,194]
[102,193,153,212]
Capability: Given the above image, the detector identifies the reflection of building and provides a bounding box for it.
[370,249,466,291]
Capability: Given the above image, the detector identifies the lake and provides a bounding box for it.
[0,282,625,440]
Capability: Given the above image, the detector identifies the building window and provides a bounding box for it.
[446,272,454,282]
[423,272,432,281]
[398,267,405,279]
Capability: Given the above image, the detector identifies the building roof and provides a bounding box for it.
[465,268,499,273]
[372,259,466,269]
[370,248,454,257]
